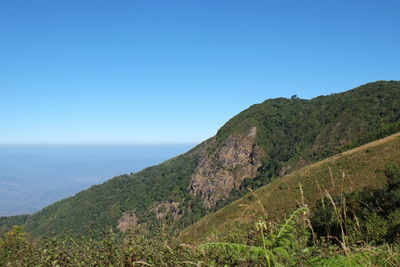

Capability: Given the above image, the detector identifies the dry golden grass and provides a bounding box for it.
[180,132,400,242]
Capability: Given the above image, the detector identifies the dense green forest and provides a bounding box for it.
[1,80,399,238]
[217,80,400,178]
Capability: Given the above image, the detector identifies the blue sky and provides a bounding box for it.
[1,0,399,144]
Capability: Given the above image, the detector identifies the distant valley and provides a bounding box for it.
[0,144,194,216]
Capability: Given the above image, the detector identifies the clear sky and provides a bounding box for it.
[1,0,399,144]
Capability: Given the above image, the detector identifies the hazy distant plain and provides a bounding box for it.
[0,144,194,216]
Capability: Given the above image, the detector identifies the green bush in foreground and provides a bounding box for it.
[312,162,400,245]
[1,208,400,266]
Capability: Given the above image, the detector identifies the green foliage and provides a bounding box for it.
[311,161,400,245]
[199,203,400,266]
[201,206,311,266]
[1,207,400,266]
[0,215,30,236]
[217,80,400,187]
[385,161,400,189]
[308,244,400,267]
[0,226,210,266]
[0,226,29,264]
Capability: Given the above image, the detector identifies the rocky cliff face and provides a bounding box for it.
[189,127,263,207]
[151,201,181,221]
[117,210,138,232]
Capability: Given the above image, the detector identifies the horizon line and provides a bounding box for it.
[0,141,201,146]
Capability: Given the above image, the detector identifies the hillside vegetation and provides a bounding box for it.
[1,80,399,237]
[180,132,400,241]
[1,133,400,266]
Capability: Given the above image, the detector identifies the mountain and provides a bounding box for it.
[1,80,399,237]
[180,131,400,241]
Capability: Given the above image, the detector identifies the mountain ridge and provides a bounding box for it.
[1,80,399,237]
[180,131,400,241]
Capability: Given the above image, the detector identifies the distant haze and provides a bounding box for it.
[0,144,195,216]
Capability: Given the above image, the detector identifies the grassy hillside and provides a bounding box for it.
[180,132,400,241]
[1,80,399,237]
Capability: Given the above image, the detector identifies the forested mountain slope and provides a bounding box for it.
[2,80,399,236]
[180,131,400,241]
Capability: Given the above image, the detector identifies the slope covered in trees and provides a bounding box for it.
[1,80,399,237]
[180,132,400,241]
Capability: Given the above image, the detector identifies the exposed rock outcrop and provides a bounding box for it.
[151,201,181,221]
[117,210,138,232]
[189,127,263,207]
